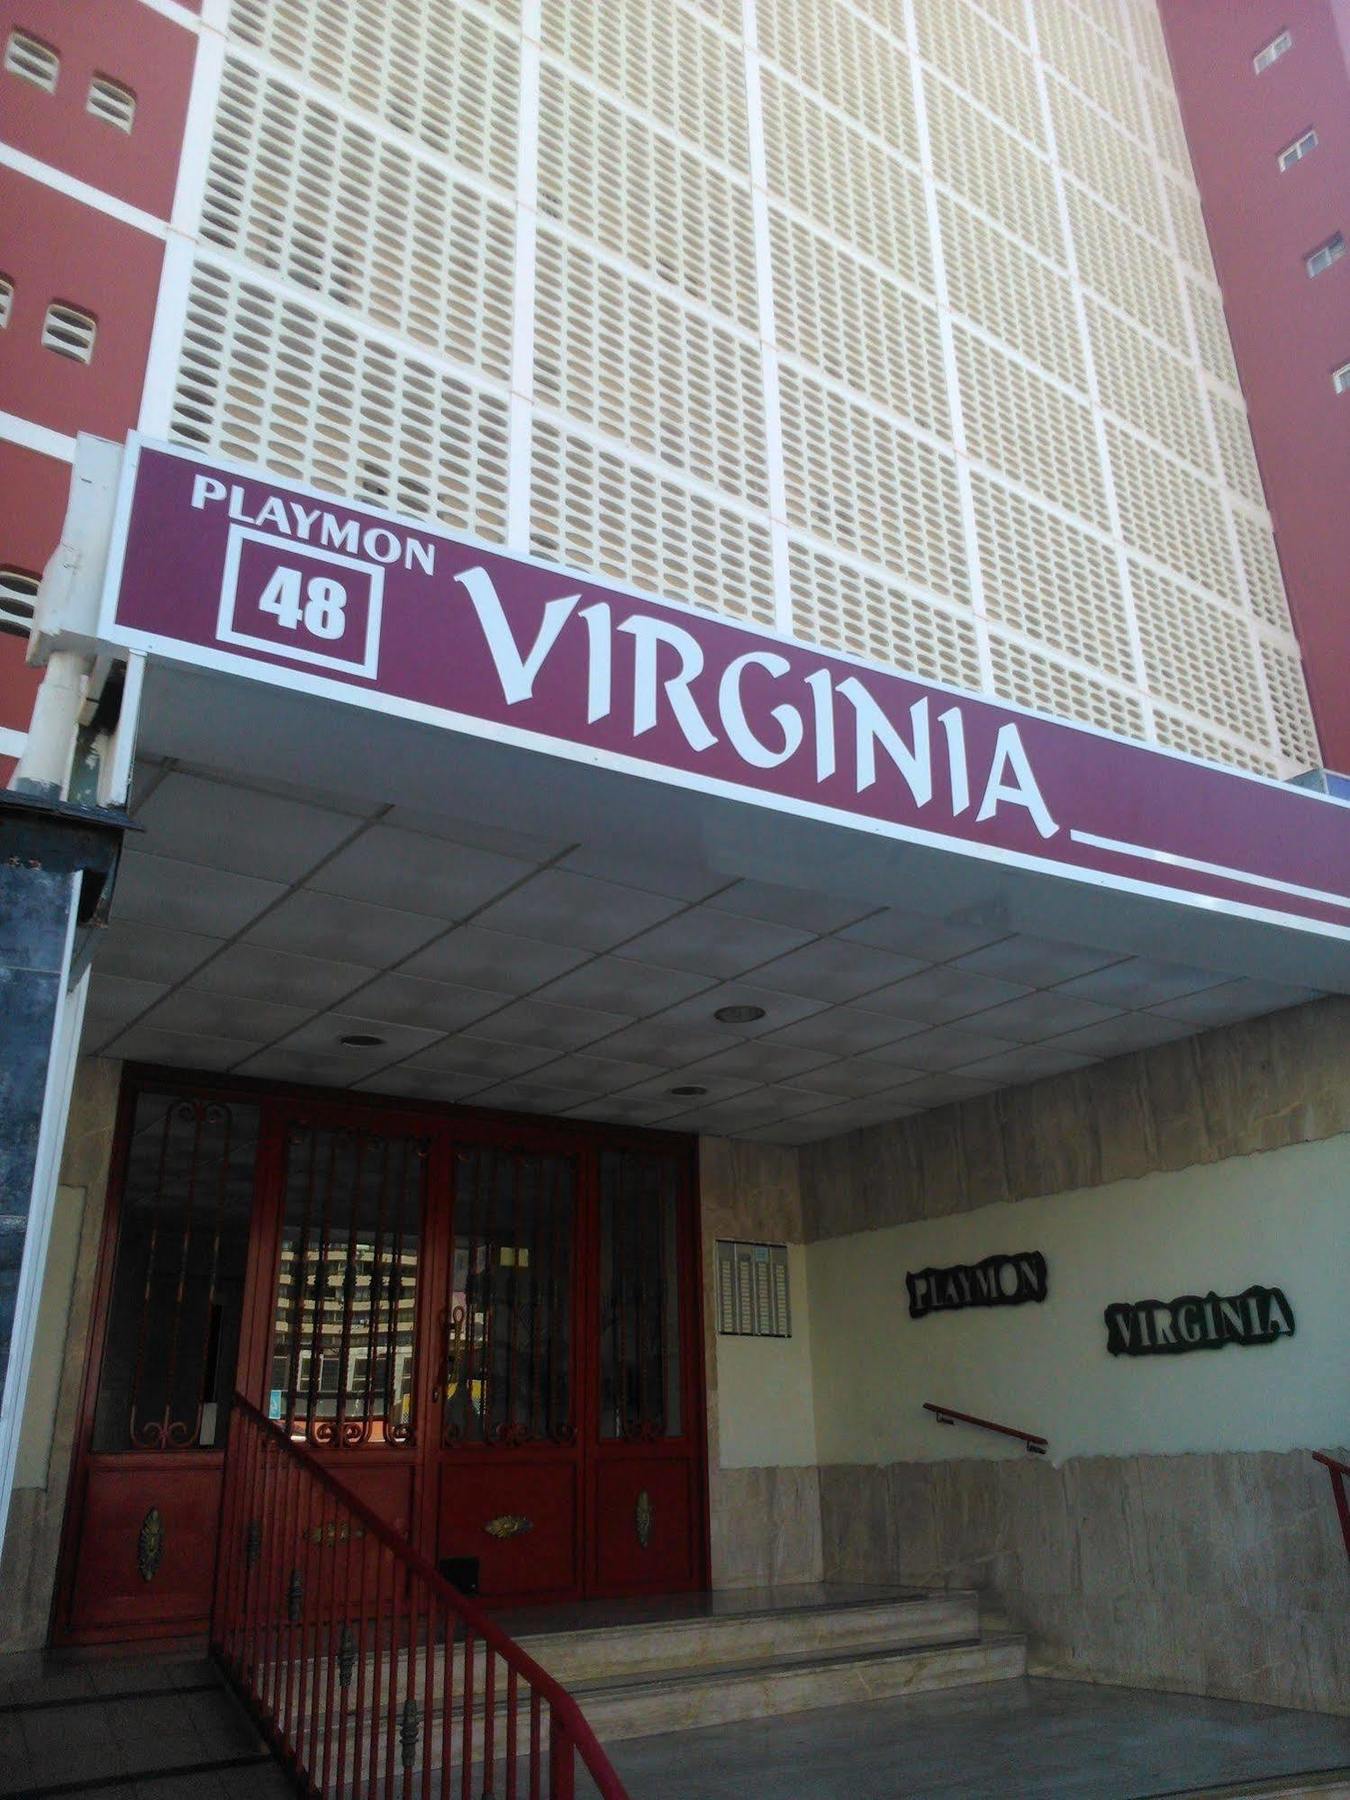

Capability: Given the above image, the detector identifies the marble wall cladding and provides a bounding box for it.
[0,1058,120,1654]
[799,998,1350,1239]
[698,1136,823,1587]
[819,1448,1350,1715]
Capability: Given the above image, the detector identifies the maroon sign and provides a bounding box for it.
[101,438,1350,934]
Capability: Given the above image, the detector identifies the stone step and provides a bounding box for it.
[317,1626,1026,1788]
[569,1628,1027,1746]
[510,1590,980,1685]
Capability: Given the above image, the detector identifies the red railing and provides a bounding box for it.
[1312,1451,1350,1566]
[211,1393,630,1799]
[923,1402,1048,1456]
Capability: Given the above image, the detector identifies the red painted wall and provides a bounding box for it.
[1160,0,1350,773]
[0,0,195,219]
[0,170,164,440]
[0,442,67,740]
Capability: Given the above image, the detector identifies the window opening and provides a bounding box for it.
[1253,30,1293,72]
[87,72,135,130]
[41,302,96,361]
[1333,361,1350,395]
[4,29,58,90]
[1306,234,1346,278]
[0,567,40,637]
[1278,129,1318,170]
[0,274,11,329]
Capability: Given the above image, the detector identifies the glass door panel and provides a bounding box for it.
[268,1124,428,1448]
[597,1149,682,1441]
[442,1147,576,1448]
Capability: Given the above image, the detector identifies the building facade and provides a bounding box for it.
[0,0,1346,1729]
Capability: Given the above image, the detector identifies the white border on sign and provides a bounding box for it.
[216,526,384,678]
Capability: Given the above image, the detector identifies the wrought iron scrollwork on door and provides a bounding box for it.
[137,1506,164,1581]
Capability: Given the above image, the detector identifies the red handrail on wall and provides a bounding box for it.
[923,1402,1048,1455]
[1312,1451,1350,1566]
[211,1392,630,1798]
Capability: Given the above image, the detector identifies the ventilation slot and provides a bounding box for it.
[938,191,1084,389]
[1260,641,1321,771]
[169,261,509,539]
[915,0,1044,146]
[530,418,778,627]
[987,633,1146,739]
[41,303,96,362]
[1129,560,1266,742]
[787,540,982,692]
[757,0,919,165]
[1086,298,1212,473]
[778,364,968,604]
[4,29,58,90]
[971,472,1133,678]
[0,567,39,636]
[1232,514,1292,631]
[1065,185,1187,349]
[1153,709,1277,778]
[924,72,1063,264]
[1106,422,1238,601]
[87,73,136,130]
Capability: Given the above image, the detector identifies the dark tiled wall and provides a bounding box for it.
[0,862,72,1405]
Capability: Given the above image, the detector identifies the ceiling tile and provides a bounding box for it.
[536,956,716,1017]
[96,921,223,986]
[403,925,589,994]
[404,1037,556,1081]
[525,1051,664,1096]
[83,974,168,1045]
[112,850,285,939]
[889,1072,1001,1107]
[712,879,875,935]
[837,911,1005,963]
[474,869,685,950]
[965,990,1121,1042]
[620,909,813,979]
[862,966,1031,1024]
[955,935,1125,986]
[753,937,925,1004]
[468,995,629,1052]
[743,1093,918,1140]
[762,1005,928,1057]
[269,1011,446,1063]
[142,988,311,1044]
[134,771,356,884]
[337,972,506,1034]
[106,1023,257,1071]
[307,826,535,921]
[789,1055,928,1097]
[681,1040,833,1084]
[861,1023,1017,1071]
[1147,978,1321,1028]
[380,804,570,863]
[233,1046,375,1085]
[586,1018,733,1069]
[663,1086,829,1134]
[352,1066,487,1102]
[1053,957,1233,1010]
[564,1094,693,1126]
[961,1042,1097,1084]
[1047,1012,1199,1057]
[557,845,731,902]
[245,890,446,967]
[187,943,369,1010]
[473,1079,596,1115]
[174,760,379,818]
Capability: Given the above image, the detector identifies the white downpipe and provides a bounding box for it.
[9,650,91,798]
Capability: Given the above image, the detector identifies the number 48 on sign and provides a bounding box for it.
[216,528,384,679]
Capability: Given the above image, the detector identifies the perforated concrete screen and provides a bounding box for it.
[163,0,1320,780]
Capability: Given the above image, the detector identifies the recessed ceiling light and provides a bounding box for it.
[669,1084,709,1097]
[714,1004,766,1025]
[339,1032,386,1048]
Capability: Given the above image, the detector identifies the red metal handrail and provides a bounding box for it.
[1312,1451,1350,1566]
[211,1392,630,1798]
[923,1402,1047,1455]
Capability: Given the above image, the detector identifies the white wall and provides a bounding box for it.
[808,1134,1350,1465]
[716,1243,819,1468]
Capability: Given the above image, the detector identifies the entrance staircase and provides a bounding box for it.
[504,1588,1024,1746]
[213,1397,1023,1795]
